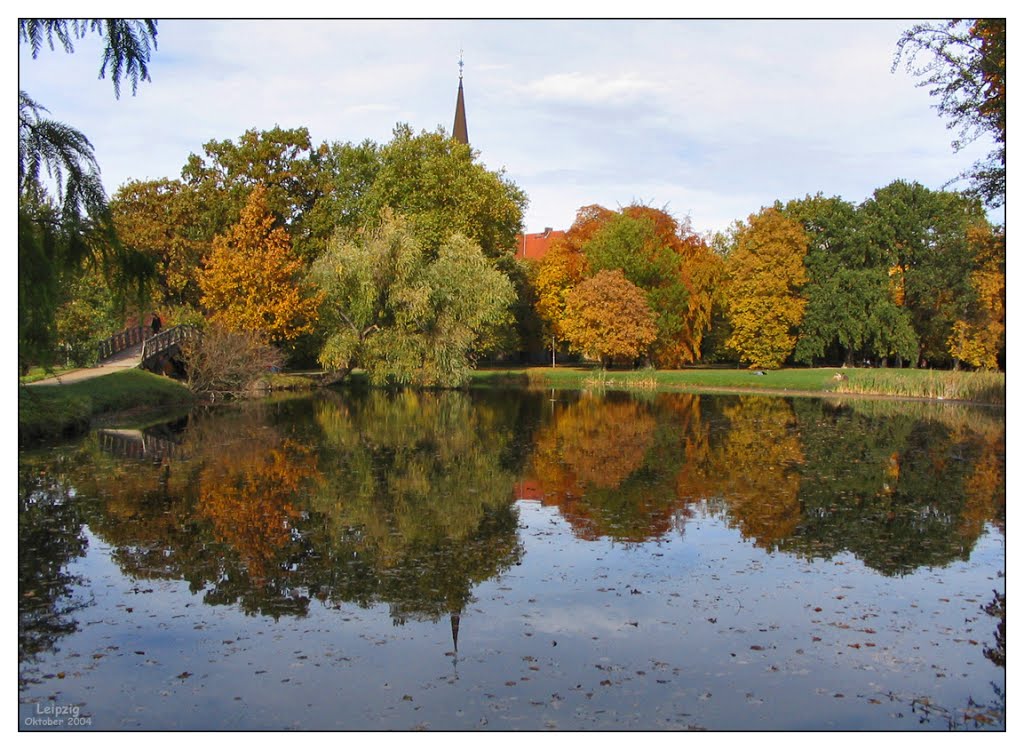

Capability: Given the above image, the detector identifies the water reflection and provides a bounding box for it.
[18,456,90,676]
[527,393,695,541]
[521,392,1003,571]
[19,389,1004,680]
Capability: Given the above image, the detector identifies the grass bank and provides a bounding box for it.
[19,364,78,384]
[19,369,194,444]
[469,365,1005,405]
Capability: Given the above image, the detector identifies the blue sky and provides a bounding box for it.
[17,15,1005,235]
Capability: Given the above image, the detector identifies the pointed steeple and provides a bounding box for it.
[453,52,468,145]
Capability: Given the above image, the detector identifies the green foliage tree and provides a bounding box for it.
[310,213,515,387]
[359,124,527,259]
[18,94,151,369]
[724,208,808,369]
[861,180,987,366]
[181,126,332,260]
[111,178,208,311]
[53,264,124,366]
[894,19,1005,207]
[784,194,917,366]
[300,138,382,242]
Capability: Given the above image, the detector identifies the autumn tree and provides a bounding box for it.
[310,213,515,387]
[561,270,657,366]
[947,224,1005,369]
[894,19,1006,207]
[582,212,690,366]
[199,185,320,343]
[725,208,808,369]
[533,237,588,342]
[539,203,718,367]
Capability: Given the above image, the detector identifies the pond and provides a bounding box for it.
[18,389,1005,730]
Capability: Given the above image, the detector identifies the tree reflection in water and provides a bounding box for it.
[522,391,1003,575]
[18,454,91,686]
[18,388,1004,675]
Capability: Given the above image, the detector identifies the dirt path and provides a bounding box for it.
[25,345,142,386]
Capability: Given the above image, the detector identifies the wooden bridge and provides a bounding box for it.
[97,428,188,461]
[97,324,200,372]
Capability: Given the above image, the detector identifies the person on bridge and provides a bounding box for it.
[151,313,162,335]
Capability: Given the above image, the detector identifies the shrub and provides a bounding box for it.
[179,326,284,398]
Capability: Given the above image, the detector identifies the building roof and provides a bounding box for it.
[515,228,566,261]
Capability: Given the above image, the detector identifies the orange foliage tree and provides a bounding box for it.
[561,269,658,366]
[725,208,808,369]
[199,184,321,342]
[535,203,721,366]
[533,204,612,341]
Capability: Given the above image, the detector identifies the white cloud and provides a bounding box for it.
[517,71,668,107]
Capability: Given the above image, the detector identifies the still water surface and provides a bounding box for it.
[18,389,1005,730]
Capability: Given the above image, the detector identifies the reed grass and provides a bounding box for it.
[835,368,1004,404]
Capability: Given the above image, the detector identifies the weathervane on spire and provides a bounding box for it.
[453,49,468,145]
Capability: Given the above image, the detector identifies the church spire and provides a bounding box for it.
[453,51,468,145]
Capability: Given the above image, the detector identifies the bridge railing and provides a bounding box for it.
[141,325,200,363]
[97,326,147,361]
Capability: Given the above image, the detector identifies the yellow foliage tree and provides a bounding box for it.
[725,208,808,369]
[561,269,658,366]
[199,184,320,342]
[533,238,587,339]
[947,224,1005,369]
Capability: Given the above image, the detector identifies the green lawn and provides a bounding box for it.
[19,369,194,443]
[469,365,1005,404]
